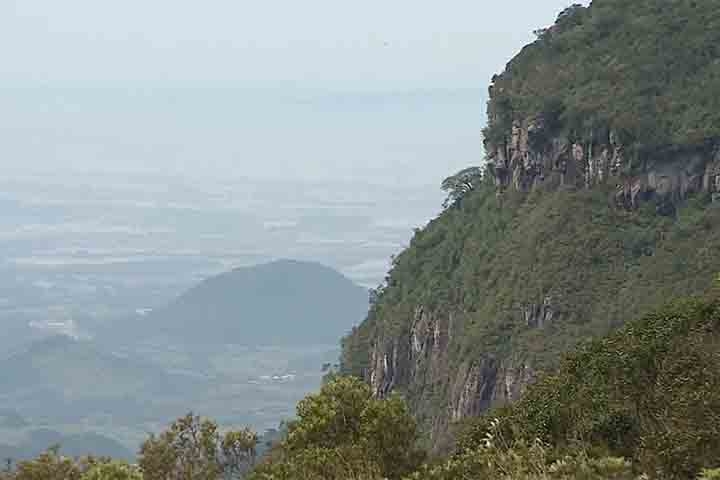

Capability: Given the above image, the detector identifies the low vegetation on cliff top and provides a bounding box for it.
[484,0,720,150]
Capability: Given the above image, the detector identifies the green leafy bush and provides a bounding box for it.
[455,297,720,479]
[407,418,634,480]
[249,377,424,480]
[81,462,142,480]
[700,469,720,480]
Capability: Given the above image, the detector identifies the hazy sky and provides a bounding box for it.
[0,1,587,183]
[2,1,585,90]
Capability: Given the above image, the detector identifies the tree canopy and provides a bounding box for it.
[484,0,720,151]
[249,377,424,480]
[440,166,484,208]
[139,413,257,480]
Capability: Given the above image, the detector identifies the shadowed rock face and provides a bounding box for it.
[488,119,720,214]
[366,306,534,443]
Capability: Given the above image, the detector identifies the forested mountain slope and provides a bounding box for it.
[416,295,720,479]
[340,0,720,447]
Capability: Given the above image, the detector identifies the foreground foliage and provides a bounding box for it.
[139,413,257,480]
[81,462,143,480]
[411,420,634,480]
[248,377,424,480]
[0,449,141,480]
[456,296,720,479]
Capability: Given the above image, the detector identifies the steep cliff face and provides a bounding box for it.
[341,0,720,449]
[488,121,720,214]
[349,183,720,448]
[366,306,534,442]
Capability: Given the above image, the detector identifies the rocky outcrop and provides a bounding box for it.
[369,306,451,400]
[369,337,400,398]
[520,295,554,329]
[488,119,720,213]
[367,304,536,446]
[450,356,533,421]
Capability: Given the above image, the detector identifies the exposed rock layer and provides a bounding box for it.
[367,305,534,443]
[488,120,720,212]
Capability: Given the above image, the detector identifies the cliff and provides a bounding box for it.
[340,0,720,449]
[484,0,720,212]
[489,120,720,214]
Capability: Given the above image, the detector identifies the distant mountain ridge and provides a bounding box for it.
[0,260,368,459]
[0,335,174,397]
[141,259,369,345]
[0,429,133,461]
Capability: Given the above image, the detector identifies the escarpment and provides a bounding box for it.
[347,182,720,448]
[486,118,720,214]
[341,0,720,449]
[481,0,720,213]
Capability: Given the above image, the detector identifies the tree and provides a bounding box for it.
[250,377,424,480]
[220,428,258,478]
[441,167,483,208]
[13,447,82,480]
[139,413,257,480]
[80,461,142,480]
[5,451,142,480]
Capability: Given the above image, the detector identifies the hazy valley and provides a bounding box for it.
[0,169,447,455]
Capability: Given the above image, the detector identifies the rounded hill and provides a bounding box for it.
[146,259,370,345]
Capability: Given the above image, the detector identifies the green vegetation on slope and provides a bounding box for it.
[248,377,425,480]
[484,0,720,150]
[428,295,720,479]
[342,181,720,435]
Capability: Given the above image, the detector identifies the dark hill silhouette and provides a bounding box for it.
[142,259,369,345]
[0,429,134,461]
[0,335,192,398]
